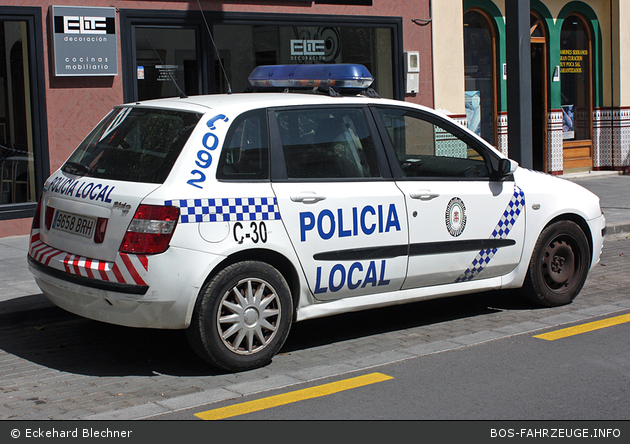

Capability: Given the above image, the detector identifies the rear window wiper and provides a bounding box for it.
[62,161,92,176]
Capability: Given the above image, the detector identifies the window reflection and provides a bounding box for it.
[0,20,35,205]
[135,27,198,101]
[464,10,495,145]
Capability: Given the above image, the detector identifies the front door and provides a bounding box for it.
[372,105,526,289]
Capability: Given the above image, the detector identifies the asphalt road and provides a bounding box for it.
[153,310,630,420]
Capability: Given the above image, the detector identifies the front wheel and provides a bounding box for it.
[186,261,293,372]
[521,220,591,307]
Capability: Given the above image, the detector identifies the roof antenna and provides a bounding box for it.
[145,36,188,98]
[196,0,232,94]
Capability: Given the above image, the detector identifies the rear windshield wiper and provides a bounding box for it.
[62,161,92,176]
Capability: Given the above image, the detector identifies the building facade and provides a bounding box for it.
[0,0,627,238]
[451,0,629,176]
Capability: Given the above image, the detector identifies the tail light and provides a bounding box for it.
[45,205,55,231]
[94,217,108,244]
[31,196,43,230]
[119,205,179,254]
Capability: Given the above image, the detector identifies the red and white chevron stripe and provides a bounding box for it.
[29,231,148,286]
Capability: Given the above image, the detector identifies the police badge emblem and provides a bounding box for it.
[445,197,467,237]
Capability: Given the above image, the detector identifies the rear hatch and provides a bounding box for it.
[38,105,202,262]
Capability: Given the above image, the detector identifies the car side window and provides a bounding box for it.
[217,109,269,180]
[273,108,381,180]
[375,107,491,179]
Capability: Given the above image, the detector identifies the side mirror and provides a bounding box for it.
[497,158,518,176]
[496,159,518,178]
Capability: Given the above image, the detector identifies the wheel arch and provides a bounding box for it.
[198,248,302,320]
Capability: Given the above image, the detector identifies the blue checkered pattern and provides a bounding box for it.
[165,197,281,224]
[455,185,525,282]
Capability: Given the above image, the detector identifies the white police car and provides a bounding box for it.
[28,64,605,372]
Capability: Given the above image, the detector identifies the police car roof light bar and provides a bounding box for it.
[247,64,375,91]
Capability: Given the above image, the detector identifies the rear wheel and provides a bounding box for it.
[521,220,590,307]
[187,261,293,372]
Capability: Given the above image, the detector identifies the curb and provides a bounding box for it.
[605,223,630,237]
[562,170,623,180]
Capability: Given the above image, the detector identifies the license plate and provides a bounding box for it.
[52,210,96,238]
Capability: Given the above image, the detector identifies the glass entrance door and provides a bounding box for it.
[0,19,35,205]
[560,14,593,172]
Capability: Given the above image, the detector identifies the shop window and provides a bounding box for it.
[121,11,402,102]
[463,9,496,146]
[213,24,394,98]
[134,27,200,101]
[0,20,36,205]
[560,15,591,142]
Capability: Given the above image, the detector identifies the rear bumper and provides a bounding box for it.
[30,269,177,328]
[27,231,220,329]
[28,254,148,295]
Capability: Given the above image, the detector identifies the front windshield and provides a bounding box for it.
[63,107,201,184]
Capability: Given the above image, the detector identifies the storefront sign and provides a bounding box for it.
[560,49,587,74]
[289,27,341,63]
[51,5,118,76]
[156,65,178,82]
[291,40,326,61]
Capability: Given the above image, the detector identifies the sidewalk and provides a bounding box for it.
[1,171,629,316]
[564,170,630,235]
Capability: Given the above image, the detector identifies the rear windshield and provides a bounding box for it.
[62,107,202,184]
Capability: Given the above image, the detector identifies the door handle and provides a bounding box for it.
[409,190,439,201]
[290,192,327,204]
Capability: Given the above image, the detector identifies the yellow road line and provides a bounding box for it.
[195,372,393,420]
[534,313,630,341]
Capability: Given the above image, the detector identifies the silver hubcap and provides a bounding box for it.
[217,278,281,355]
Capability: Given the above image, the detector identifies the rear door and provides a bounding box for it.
[371,105,525,289]
[270,106,409,302]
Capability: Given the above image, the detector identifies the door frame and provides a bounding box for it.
[560,13,594,173]
[530,11,548,173]
[0,6,49,220]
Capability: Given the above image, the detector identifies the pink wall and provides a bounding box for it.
[1,0,433,237]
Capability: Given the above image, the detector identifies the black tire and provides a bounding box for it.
[521,220,591,307]
[186,261,293,372]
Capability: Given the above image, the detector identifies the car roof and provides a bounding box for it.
[123,92,391,114]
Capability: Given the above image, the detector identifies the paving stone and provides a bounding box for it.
[404,340,463,356]
[156,388,241,411]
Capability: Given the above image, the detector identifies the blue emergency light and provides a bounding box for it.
[247,64,375,90]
